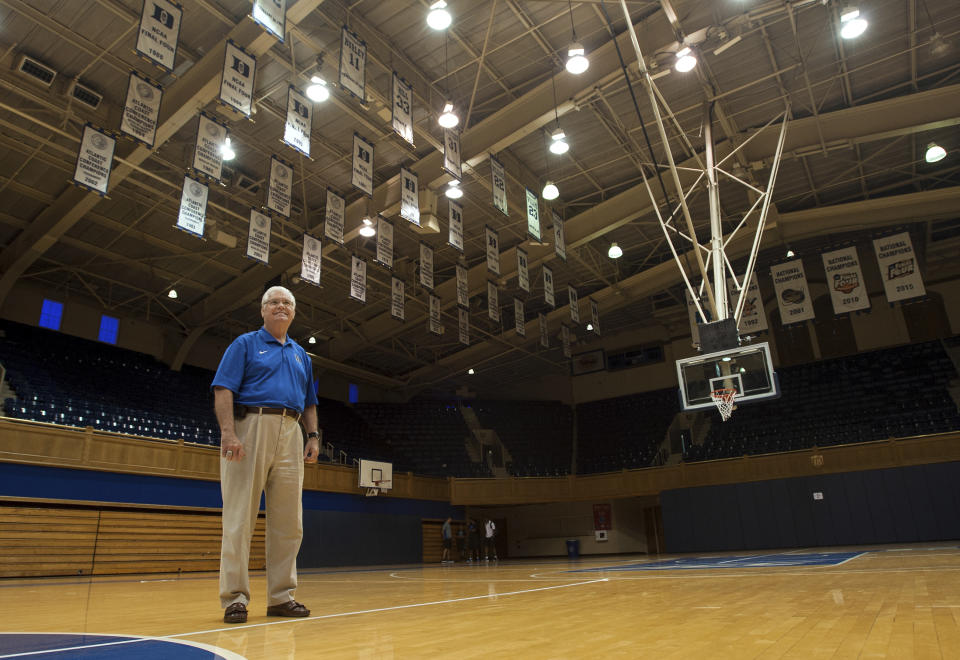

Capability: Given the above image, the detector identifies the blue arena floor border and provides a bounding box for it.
[568,551,866,572]
[0,633,242,659]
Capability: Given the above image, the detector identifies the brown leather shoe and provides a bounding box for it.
[266,600,310,617]
[224,602,247,623]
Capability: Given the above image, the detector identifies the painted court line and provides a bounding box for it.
[0,578,608,659]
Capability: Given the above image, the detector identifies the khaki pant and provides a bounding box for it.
[219,412,304,609]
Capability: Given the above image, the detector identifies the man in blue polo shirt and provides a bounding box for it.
[212,285,320,624]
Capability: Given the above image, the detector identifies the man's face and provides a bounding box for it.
[261,292,295,331]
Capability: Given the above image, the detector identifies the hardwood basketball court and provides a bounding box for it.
[2,543,959,658]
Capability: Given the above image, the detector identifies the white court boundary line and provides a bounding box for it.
[0,578,608,659]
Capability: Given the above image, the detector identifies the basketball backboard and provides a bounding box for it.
[676,342,779,411]
[358,459,392,495]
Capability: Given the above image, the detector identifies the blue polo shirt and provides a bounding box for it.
[212,327,318,413]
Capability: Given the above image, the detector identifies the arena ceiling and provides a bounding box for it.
[0,0,957,395]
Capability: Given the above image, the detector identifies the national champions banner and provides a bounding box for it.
[873,232,926,302]
[822,246,871,313]
[728,273,767,333]
[771,259,815,324]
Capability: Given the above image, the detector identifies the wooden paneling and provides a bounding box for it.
[0,504,265,578]
[422,520,444,564]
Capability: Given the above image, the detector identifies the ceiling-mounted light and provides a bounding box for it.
[929,33,950,57]
[607,242,623,259]
[358,217,376,237]
[167,289,178,299]
[674,46,697,73]
[840,6,868,39]
[586,322,593,331]
[438,101,459,128]
[786,248,795,258]
[427,0,452,30]
[308,336,317,344]
[542,181,559,200]
[467,368,475,375]
[221,136,235,161]
[305,76,330,102]
[445,179,464,199]
[925,142,947,163]
[549,128,569,154]
[565,42,589,75]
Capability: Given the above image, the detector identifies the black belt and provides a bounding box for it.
[244,406,301,421]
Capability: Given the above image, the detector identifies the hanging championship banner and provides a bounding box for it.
[120,71,162,148]
[458,308,470,346]
[456,263,469,308]
[136,0,181,72]
[72,124,115,195]
[448,200,464,252]
[771,259,815,324]
[525,188,542,243]
[350,255,367,303]
[873,232,926,303]
[562,325,571,358]
[300,234,322,286]
[376,216,394,269]
[514,298,526,337]
[491,155,508,216]
[283,86,311,156]
[400,167,420,226]
[485,226,500,275]
[391,277,405,321]
[419,242,434,290]
[544,266,555,307]
[729,273,768,333]
[488,281,500,322]
[590,298,601,336]
[324,188,344,245]
[428,294,442,336]
[391,73,414,145]
[339,26,366,100]
[568,285,580,324]
[552,211,566,261]
[517,249,529,292]
[192,113,225,181]
[822,247,870,314]
[266,156,293,217]
[220,41,256,117]
[251,0,285,42]
[539,313,549,349]
[352,133,374,196]
[246,208,271,264]
[443,129,462,180]
[175,175,207,237]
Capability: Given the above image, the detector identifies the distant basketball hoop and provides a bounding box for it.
[710,387,738,422]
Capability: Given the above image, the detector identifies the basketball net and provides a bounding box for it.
[710,388,738,422]
[365,480,390,497]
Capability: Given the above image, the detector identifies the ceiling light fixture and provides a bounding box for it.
[220,136,235,161]
[786,248,795,258]
[549,127,569,154]
[674,46,697,73]
[586,322,593,331]
[308,336,317,344]
[445,179,464,199]
[358,217,376,237]
[467,368,475,375]
[542,181,559,200]
[564,1,589,74]
[925,142,947,163]
[167,289,178,299]
[929,33,950,57]
[607,242,623,259]
[438,101,459,128]
[840,6,868,39]
[426,1,452,30]
[305,76,330,102]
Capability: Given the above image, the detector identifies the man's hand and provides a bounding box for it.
[304,437,320,463]
[221,429,246,461]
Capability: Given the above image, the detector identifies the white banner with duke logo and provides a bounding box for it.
[246,209,271,264]
[251,0,285,42]
[391,73,413,145]
[220,41,256,117]
[339,27,366,99]
[517,248,529,292]
[136,0,181,72]
[282,86,311,156]
[352,134,374,196]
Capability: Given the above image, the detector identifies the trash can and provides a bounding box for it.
[565,539,580,559]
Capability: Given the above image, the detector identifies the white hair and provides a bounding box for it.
[261,285,296,308]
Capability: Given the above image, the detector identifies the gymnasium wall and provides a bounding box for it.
[473,497,650,558]
[660,461,960,553]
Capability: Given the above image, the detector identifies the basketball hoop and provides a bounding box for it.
[710,387,738,421]
[365,479,391,497]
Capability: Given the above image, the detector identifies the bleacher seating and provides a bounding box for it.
[472,400,573,477]
[685,340,960,461]
[0,320,220,444]
[575,388,679,474]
